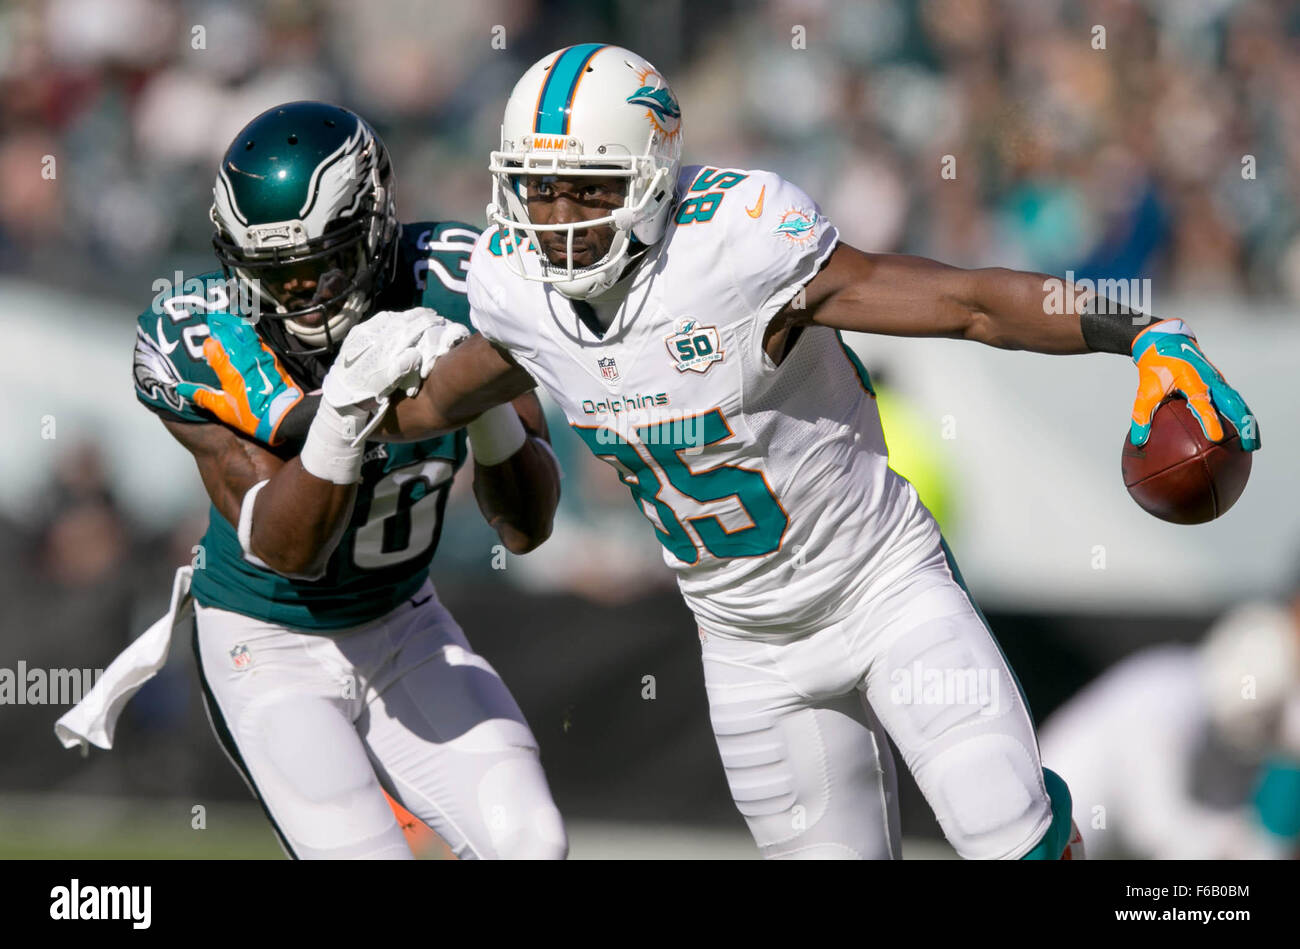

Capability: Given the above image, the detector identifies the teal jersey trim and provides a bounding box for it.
[535,43,607,134]
[939,534,1033,722]
[1020,768,1073,859]
[835,331,876,397]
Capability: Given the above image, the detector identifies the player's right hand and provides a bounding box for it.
[323,308,469,408]
[1129,318,1260,452]
[176,313,305,445]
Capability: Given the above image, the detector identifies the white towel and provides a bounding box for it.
[54,566,194,752]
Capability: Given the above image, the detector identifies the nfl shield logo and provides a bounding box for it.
[598,356,620,382]
[229,644,252,671]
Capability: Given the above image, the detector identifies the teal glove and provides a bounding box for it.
[1129,319,1260,452]
[175,313,305,445]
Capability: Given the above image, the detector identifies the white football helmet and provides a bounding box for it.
[488,44,683,299]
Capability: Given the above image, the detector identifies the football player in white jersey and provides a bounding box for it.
[332,45,1258,859]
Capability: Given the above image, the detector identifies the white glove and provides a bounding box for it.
[324,307,466,408]
[404,310,472,396]
[302,309,468,484]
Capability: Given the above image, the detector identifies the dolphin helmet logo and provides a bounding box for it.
[627,85,681,123]
[627,72,681,140]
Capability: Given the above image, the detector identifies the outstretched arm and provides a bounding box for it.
[377,333,556,552]
[378,334,536,442]
[779,244,1259,450]
[158,309,473,580]
[777,246,1091,353]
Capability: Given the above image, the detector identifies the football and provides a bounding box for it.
[1121,396,1252,524]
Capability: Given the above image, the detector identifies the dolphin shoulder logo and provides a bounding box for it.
[773,208,819,245]
[627,70,681,141]
[665,317,724,374]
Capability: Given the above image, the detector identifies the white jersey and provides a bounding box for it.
[469,165,938,636]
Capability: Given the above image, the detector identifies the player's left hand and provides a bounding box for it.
[322,307,469,445]
[1129,318,1260,452]
[176,313,305,445]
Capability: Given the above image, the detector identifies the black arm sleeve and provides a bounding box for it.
[277,393,321,442]
[1078,297,1162,355]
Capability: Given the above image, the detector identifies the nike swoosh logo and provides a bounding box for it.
[746,185,766,218]
[256,362,275,396]
[155,318,179,355]
[410,594,433,608]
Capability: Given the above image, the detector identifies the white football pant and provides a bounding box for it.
[193,581,567,860]
[701,538,1054,859]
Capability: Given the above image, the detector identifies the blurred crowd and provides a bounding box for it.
[731,0,1300,300]
[2,0,1300,301]
[3,0,1295,591]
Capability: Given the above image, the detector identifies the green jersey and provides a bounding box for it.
[133,221,481,630]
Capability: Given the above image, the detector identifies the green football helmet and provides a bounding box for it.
[210,101,399,360]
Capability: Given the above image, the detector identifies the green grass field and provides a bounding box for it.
[0,793,283,859]
[0,793,956,858]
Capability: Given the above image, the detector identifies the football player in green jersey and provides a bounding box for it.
[131,101,566,859]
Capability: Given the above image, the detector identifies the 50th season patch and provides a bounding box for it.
[665,318,724,374]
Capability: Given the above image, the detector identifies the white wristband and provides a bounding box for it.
[467,403,528,466]
[300,402,368,485]
[237,479,271,568]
